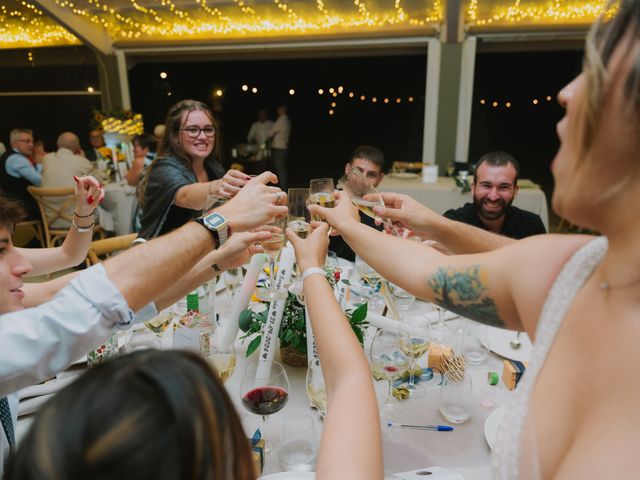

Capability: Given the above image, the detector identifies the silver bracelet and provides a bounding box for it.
[301,267,326,282]
[72,219,95,233]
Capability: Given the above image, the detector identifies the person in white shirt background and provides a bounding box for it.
[247,108,274,149]
[268,104,291,190]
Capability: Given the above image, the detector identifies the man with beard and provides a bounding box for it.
[443,151,546,239]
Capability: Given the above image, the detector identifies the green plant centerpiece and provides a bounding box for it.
[238,264,368,366]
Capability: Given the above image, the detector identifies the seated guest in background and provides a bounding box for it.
[139,99,251,239]
[32,140,48,166]
[41,132,96,228]
[443,151,546,239]
[0,129,41,219]
[84,129,105,162]
[127,133,157,186]
[330,145,385,261]
[0,172,286,474]
[7,221,380,480]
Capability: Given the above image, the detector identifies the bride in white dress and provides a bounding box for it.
[310,1,640,477]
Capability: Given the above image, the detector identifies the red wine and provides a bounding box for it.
[242,386,289,415]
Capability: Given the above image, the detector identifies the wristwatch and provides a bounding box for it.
[195,211,230,248]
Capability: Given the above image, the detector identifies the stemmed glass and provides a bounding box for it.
[305,362,327,419]
[256,216,287,302]
[288,188,311,239]
[369,328,409,413]
[430,305,451,344]
[308,178,335,222]
[337,167,401,237]
[240,360,290,451]
[143,309,174,343]
[208,334,236,383]
[223,267,243,303]
[397,314,431,398]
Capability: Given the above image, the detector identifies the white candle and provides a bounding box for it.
[219,253,267,349]
[255,244,296,382]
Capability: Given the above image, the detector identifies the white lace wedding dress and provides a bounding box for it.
[491,236,608,479]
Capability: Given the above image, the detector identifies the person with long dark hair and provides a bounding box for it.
[139,100,252,239]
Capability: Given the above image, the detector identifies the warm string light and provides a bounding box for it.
[478,94,555,108]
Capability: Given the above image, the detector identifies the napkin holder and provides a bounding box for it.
[427,343,453,372]
[502,359,528,390]
[249,429,265,474]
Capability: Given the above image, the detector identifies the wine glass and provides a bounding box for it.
[143,309,174,343]
[369,328,409,413]
[397,314,431,398]
[430,305,451,344]
[240,360,290,451]
[305,362,327,419]
[208,335,236,383]
[223,267,243,303]
[446,162,456,177]
[256,216,287,302]
[308,178,335,222]
[337,167,401,237]
[287,188,311,239]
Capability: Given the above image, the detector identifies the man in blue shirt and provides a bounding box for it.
[0,129,41,219]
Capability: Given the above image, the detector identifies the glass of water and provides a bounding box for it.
[278,413,318,472]
[438,369,473,424]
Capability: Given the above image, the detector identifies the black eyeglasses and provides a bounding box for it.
[180,126,216,138]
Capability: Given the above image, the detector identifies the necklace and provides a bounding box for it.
[600,275,640,291]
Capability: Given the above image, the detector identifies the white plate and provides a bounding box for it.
[484,406,506,450]
[260,473,315,480]
[389,172,419,179]
[482,326,532,362]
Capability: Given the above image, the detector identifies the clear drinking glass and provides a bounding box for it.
[207,336,236,383]
[397,314,431,398]
[305,363,327,419]
[308,178,335,222]
[143,309,174,341]
[124,327,160,353]
[279,413,318,472]
[460,324,489,365]
[369,329,409,412]
[391,284,416,311]
[337,167,400,236]
[256,216,288,302]
[223,267,243,303]
[438,369,473,424]
[430,305,451,344]
[240,360,290,451]
[288,188,311,238]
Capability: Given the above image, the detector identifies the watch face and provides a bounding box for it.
[205,212,226,229]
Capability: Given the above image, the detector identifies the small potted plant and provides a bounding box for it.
[238,264,368,366]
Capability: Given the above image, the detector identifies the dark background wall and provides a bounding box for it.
[0,47,583,198]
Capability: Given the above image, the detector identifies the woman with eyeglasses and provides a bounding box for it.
[138,99,252,239]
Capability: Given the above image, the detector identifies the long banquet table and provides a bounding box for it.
[16,273,518,479]
[378,175,549,231]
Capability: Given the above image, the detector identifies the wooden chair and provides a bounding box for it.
[13,220,44,247]
[85,233,138,266]
[27,186,105,247]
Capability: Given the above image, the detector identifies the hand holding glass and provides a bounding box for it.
[256,216,287,302]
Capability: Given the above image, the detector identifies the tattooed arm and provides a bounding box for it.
[309,194,592,335]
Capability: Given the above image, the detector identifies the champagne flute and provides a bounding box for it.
[397,314,431,398]
[240,360,290,451]
[337,167,401,237]
[308,178,336,222]
[256,216,287,302]
[305,363,327,419]
[369,328,409,413]
[223,267,243,303]
[288,188,311,239]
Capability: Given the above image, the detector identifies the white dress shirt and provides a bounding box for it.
[247,120,274,146]
[268,115,291,149]
[0,263,135,473]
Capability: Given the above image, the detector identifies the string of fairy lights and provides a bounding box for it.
[0,1,612,49]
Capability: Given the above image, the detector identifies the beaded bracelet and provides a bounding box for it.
[74,209,96,218]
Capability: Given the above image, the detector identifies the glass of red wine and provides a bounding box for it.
[240,360,290,452]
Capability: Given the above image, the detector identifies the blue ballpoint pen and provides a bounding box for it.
[387,422,454,432]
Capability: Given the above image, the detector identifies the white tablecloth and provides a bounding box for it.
[101,182,138,236]
[379,176,549,231]
[16,285,515,479]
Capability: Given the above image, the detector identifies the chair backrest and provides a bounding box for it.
[27,186,76,247]
[86,233,138,266]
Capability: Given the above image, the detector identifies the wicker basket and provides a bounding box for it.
[280,345,308,367]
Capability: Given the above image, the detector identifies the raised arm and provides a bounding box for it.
[174,169,251,209]
[375,192,514,254]
[310,193,590,335]
[20,176,103,275]
[287,223,383,480]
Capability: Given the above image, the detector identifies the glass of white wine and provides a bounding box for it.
[288,188,311,239]
[397,314,431,398]
[256,216,288,302]
[308,178,336,222]
[143,309,174,345]
[305,362,327,419]
[208,337,236,383]
[337,168,400,236]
